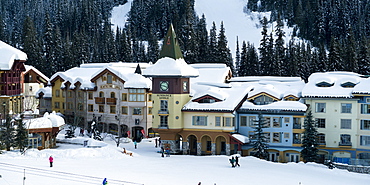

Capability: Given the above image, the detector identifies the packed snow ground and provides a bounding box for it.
[1,130,370,185]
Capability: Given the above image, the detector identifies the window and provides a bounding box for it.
[148,94,152,101]
[293,133,301,144]
[240,116,247,126]
[265,117,271,127]
[129,89,145,102]
[340,134,351,146]
[361,104,370,114]
[318,133,326,145]
[264,132,271,143]
[199,98,216,103]
[341,103,352,113]
[122,93,127,101]
[99,105,104,113]
[206,141,211,151]
[67,102,72,110]
[133,108,142,115]
[273,132,281,143]
[223,117,233,127]
[54,102,60,109]
[215,116,221,127]
[340,119,351,129]
[360,135,370,146]
[273,117,281,127]
[316,103,326,112]
[88,104,93,112]
[293,117,301,129]
[249,116,256,127]
[367,98,370,103]
[68,91,72,98]
[361,120,370,130]
[192,116,207,126]
[160,100,168,111]
[284,133,289,138]
[88,92,93,100]
[121,106,128,114]
[254,95,273,105]
[110,92,115,98]
[148,107,152,115]
[110,106,116,114]
[284,117,290,123]
[316,118,326,128]
[78,103,83,111]
[107,74,113,84]
[160,116,168,127]
[78,91,82,98]
[99,91,104,98]
[55,90,60,97]
[62,102,65,109]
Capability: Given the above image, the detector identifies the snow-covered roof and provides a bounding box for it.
[25,111,65,129]
[302,71,363,98]
[49,67,102,90]
[353,78,370,94]
[25,65,50,81]
[231,134,250,144]
[0,40,27,70]
[143,57,199,77]
[183,83,253,112]
[91,66,151,89]
[190,63,231,84]
[36,86,52,98]
[240,101,307,112]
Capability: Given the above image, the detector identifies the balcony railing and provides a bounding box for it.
[293,123,301,129]
[94,97,105,104]
[158,109,169,114]
[293,139,301,144]
[106,98,117,105]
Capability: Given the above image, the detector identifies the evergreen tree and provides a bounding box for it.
[317,44,328,72]
[15,117,28,153]
[42,13,55,77]
[147,26,159,64]
[196,14,208,63]
[301,109,319,163]
[0,117,15,151]
[208,22,218,63]
[246,42,259,76]
[259,17,269,75]
[327,37,344,71]
[239,41,248,76]
[235,37,241,76]
[358,38,370,75]
[22,16,42,69]
[252,113,269,160]
[274,13,286,76]
[216,21,234,74]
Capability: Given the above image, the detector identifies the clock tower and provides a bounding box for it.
[143,24,198,153]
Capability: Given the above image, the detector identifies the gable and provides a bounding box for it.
[91,68,125,83]
[192,95,222,103]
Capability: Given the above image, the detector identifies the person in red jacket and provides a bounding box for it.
[49,156,54,167]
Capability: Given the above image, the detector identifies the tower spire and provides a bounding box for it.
[158,24,184,60]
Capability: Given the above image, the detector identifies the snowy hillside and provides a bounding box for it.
[1,132,370,185]
[111,0,294,58]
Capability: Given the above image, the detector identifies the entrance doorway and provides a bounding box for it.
[188,135,197,155]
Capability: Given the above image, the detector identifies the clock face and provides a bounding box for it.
[160,81,169,91]
[183,81,188,92]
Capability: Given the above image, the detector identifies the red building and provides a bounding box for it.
[0,40,27,117]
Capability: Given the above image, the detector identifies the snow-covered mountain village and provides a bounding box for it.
[2,0,370,184]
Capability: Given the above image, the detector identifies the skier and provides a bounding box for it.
[155,138,158,148]
[102,178,108,185]
[229,156,236,168]
[235,156,240,167]
[134,140,137,149]
[49,155,53,167]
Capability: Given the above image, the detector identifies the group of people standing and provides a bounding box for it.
[229,156,240,168]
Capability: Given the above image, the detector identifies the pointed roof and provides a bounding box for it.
[158,24,184,60]
[134,64,142,74]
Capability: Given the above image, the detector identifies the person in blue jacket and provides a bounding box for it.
[102,178,108,185]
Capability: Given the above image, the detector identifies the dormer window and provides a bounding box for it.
[107,74,113,84]
[341,82,356,88]
[316,81,334,87]
[254,95,274,105]
[199,98,216,103]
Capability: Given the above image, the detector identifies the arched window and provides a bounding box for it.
[99,91,104,98]
[110,92,115,98]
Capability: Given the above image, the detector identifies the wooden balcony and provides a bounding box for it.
[106,98,117,105]
[94,97,105,104]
